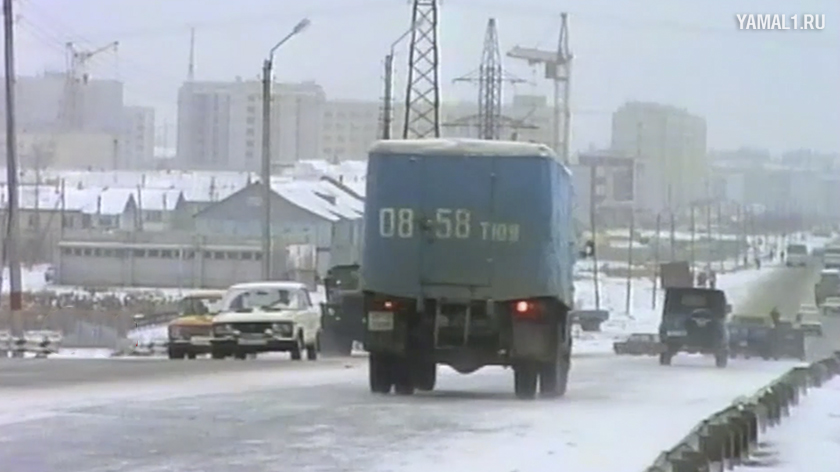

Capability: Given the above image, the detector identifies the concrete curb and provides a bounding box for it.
[642,350,840,472]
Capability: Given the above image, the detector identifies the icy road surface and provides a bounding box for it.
[0,264,831,472]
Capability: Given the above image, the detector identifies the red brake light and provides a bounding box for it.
[512,300,541,319]
[383,301,394,310]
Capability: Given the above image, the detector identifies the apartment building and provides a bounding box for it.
[318,94,555,161]
[176,79,325,171]
[0,73,126,134]
[610,101,708,213]
[118,106,155,169]
[321,100,380,161]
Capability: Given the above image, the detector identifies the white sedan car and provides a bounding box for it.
[210,281,322,360]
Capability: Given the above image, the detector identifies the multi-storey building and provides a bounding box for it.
[176,79,325,171]
[610,101,708,213]
[321,100,380,161]
[118,106,155,169]
[317,94,554,161]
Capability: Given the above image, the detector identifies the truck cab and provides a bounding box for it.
[321,264,364,355]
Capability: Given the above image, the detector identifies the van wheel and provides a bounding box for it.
[659,351,672,365]
[514,362,539,400]
[233,350,247,360]
[187,352,197,360]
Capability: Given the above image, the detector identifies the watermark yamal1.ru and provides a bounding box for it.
[736,14,825,30]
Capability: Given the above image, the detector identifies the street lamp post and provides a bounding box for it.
[260,18,310,280]
[381,25,416,139]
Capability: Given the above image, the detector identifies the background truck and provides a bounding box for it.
[785,243,809,267]
[361,138,580,400]
[815,269,840,307]
[660,261,693,288]
[823,245,840,269]
[320,264,364,355]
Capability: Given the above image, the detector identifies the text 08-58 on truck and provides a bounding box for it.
[361,138,586,400]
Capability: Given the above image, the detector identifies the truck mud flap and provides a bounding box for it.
[510,321,553,361]
[364,312,409,355]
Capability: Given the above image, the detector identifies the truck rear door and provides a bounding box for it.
[420,155,494,287]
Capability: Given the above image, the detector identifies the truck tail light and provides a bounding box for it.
[512,300,541,319]
[372,299,396,311]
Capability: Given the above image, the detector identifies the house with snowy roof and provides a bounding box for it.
[192,178,364,274]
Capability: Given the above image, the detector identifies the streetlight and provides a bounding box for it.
[381,23,417,139]
[260,18,311,280]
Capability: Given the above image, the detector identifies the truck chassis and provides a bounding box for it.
[364,294,571,400]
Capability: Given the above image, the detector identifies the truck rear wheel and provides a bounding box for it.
[714,350,728,368]
[413,361,437,392]
[369,353,394,394]
[539,353,570,398]
[514,363,539,400]
[167,347,185,360]
[393,357,416,396]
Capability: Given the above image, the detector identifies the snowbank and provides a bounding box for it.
[740,375,840,471]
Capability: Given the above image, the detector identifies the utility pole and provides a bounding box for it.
[735,204,742,267]
[625,125,640,315]
[380,26,414,139]
[689,203,695,277]
[3,0,22,336]
[715,201,723,271]
[624,205,634,315]
[668,184,676,260]
[589,166,601,310]
[403,0,441,139]
[705,202,712,271]
[259,19,310,280]
[651,212,661,310]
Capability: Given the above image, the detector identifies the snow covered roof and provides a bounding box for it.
[270,178,362,222]
[0,161,367,219]
[369,138,556,158]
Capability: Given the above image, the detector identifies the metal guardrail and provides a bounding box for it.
[642,350,840,472]
[132,311,179,329]
[112,339,169,357]
[0,331,63,357]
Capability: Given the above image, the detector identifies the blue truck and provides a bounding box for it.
[361,138,582,400]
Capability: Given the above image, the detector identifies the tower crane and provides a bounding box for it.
[507,13,572,163]
[61,41,119,130]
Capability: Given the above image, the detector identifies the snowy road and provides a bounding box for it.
[0,264,832,472]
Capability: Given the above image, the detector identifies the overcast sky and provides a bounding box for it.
[14,0,840,153]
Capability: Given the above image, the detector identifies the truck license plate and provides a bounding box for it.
[667,330,687,336]
[368,311,394,331]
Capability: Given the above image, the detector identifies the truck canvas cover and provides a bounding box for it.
[362,139,574,302]
[660,261,693,288]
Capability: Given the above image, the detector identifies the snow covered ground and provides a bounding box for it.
[739,375,840,472]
